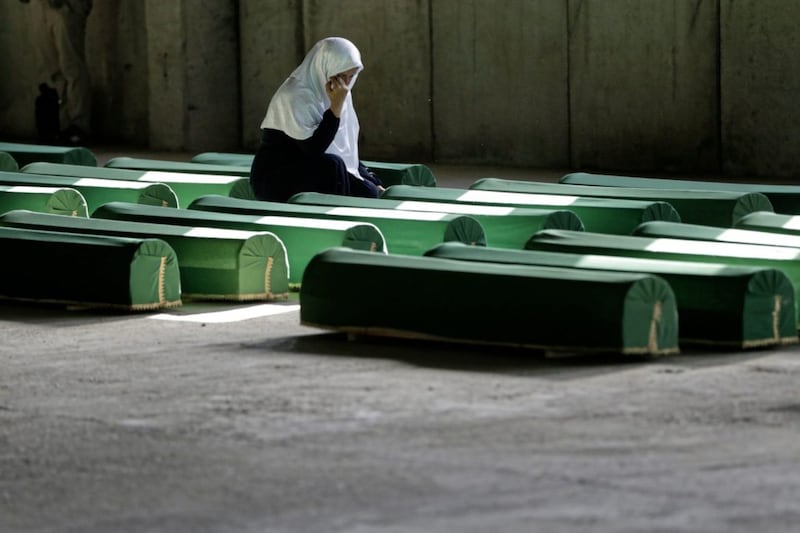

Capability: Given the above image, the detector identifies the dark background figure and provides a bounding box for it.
[34,82,60,143]
[20,0,93,145]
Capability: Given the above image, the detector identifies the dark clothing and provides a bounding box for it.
[250,109,381,202]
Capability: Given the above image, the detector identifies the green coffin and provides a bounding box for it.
[560,172,800,216]
[22,162,254,207]
[0,226,181,310]
[359,160,436,187]
[191,152,437,187]
[92,202,386,284]
[382,184,680,234]
[0,170,177,212]
[736,211,800,237]
[106,156,251,177]
[0,142,96,166]
[527,229,800,324]
[301,247,679,356]
[472,177,772,227]
[192,152,254,166]
[634,220,800,249]
[426,242,797,348]
[0,152,18,171]
[0,210,289,301]
[289,191,583,249]
[0,185,88,217]
[189,195,487,255]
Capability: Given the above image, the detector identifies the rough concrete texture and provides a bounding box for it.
[144,0,187,150]
[184,0,241,152]
[721,0,800,178]
[239,0,304,150]
[301,0,433,161]
[4,1,800,177]
[86,0,150,144]
[568,0,720,173]
[4,298,800,532]
[0,3,39,139]
[144,0,240,152]
[433,0,569,167]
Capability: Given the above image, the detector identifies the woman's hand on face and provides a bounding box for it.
[326,75,349,117]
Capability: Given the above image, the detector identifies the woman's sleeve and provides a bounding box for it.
[297,110,340,154]
[358,162,383,186]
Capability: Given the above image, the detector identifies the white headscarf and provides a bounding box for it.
[261,37,363,175]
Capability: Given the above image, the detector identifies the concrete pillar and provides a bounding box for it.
[431,0,569,167]
[721,0,800,178]
[302,0,433,161]
[239,0,303,150]
[568,0,719,173]
[86,0,149,144]
[0,2,39,139]
[144,0,240,152]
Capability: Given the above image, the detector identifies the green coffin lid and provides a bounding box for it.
[426,242,797,349]
[0,210,289,301]
[735,211,800,236]
[0,170,177,211]
[472,177,773,227]
[0,152,18,171]
[189,194,487,255]
[289,191,583,249]
[92,202,385,284]
[359,160,436,187]
[560,172,800,216]
[105,156,250,177]
[382,184,680,234]
[192,152,254,166]
[0,226,180,310]
[191,152,437,187]
[22,162,251,207]
[527,229,800,323]
[0,142,96,166]
[634,220,800,249]
[301,247,679,356]
[0,185,88,217]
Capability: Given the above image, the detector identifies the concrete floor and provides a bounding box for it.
[2,150,800,532]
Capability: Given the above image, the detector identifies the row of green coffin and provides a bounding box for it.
[0,210,292,304]
[193,152,438,188]
[301,231,799,354]
[468,178,774,227]
[0,142,97,167]
[0,170,178,212]
[560,172,800,216]
[91,202,385,284]
[286,191,584,249]
[21,162,253,207]
[0,185,89,217]
[0,224,182,311]
[380,185,682,234]
[301,247,680,356]
[526,228,800,328]
[105,198,478,259]
[425,243,797,349]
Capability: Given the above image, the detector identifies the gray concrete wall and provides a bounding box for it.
[239,0,304,150]
[432,0,569,167]
[721,0,800,178]
[1,3,39,139]
[3,1,800,178]
[144,0,240,151]
[568,0,720,173]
